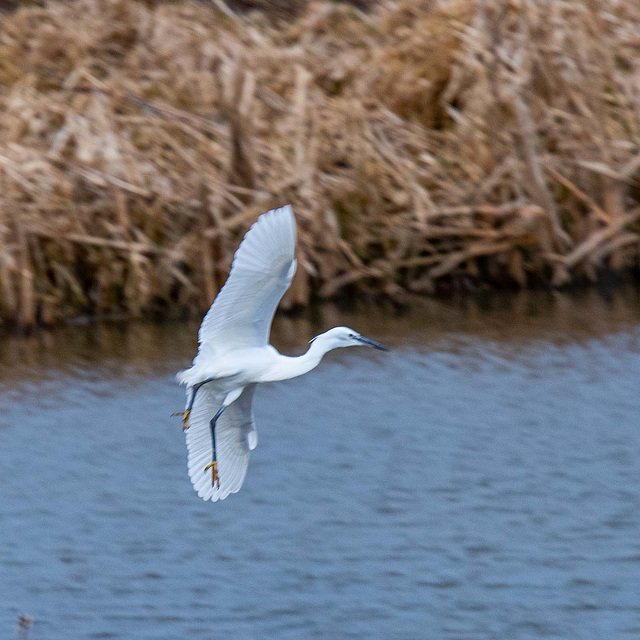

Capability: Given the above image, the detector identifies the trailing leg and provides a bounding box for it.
[172,377,216,431]
[203,387,244,488]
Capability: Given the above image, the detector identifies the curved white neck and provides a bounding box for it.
[268,335,337,381]
[300,337,334,372]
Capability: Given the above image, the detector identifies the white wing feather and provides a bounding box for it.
[198,205,296,355]
[186,384,257,502]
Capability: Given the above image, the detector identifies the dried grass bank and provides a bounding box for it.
[0,0,639,326]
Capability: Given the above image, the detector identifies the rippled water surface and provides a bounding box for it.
[2,291,640,639]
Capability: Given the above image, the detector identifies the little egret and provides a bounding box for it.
[176,205,388,501]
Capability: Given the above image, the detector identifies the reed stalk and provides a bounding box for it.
[0,0,638,326]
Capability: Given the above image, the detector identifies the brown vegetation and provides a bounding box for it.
[0,0,639,326]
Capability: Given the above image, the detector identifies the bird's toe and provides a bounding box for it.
[204,461,220,489]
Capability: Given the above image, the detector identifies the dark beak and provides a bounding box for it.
[357,336,390,351]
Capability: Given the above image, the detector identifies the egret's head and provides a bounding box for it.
[312,326,389,351]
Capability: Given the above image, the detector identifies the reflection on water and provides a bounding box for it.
[1,290,640,639]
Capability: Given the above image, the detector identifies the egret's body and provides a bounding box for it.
[177,205,387,501]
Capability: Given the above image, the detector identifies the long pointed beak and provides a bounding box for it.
[357,336,390,351]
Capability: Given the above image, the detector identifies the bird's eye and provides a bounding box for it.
[349,333,355,338]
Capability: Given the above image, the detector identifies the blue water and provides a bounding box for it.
[1,292,640,639]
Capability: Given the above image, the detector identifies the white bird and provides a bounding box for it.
[176,205,388,501]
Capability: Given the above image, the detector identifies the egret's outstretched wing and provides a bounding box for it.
[198,205,296,354]
[186,384,257,502]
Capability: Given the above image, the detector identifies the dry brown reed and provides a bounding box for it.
[0,0,639,326]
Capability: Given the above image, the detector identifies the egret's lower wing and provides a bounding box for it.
[186,384,257,502]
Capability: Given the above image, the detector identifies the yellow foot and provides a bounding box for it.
[204,461,220,489]
[171,409,191,431]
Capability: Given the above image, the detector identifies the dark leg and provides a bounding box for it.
[172,377,217,431]
[204,404,228,488]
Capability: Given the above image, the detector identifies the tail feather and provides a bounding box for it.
[176,369,192,386]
